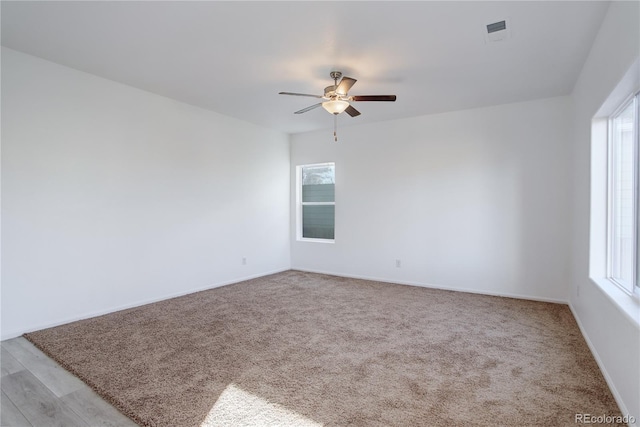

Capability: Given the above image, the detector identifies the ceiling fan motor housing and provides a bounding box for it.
[324,85,338,99]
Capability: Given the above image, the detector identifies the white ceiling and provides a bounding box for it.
[1,1,609,134]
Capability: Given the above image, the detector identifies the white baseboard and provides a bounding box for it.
[568,303,637,427]
[292,267,568,304]
[0,268,289,341]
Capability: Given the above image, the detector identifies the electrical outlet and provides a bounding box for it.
[395,259,401,268]
[242,257,247,265]
[576,285,580,297]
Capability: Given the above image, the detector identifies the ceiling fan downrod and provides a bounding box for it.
[329,71,342,88]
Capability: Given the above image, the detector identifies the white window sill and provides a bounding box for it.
[297,238,335,244]
[591,277,640,328]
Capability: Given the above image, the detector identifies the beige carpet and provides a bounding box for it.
[24,271,622,426]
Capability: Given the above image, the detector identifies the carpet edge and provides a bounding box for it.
[3,268,292,341]
[567,303,633,424]
[22,333,149,427]
[291,267,569,304]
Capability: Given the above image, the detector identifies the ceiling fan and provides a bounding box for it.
[279,71,396,141]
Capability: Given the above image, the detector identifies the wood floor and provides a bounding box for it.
[1,337,136,427]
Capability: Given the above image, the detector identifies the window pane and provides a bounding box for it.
[609,99,636,289]
[302,205,335,239]
[302,164,335,186]
[302,183,335,202]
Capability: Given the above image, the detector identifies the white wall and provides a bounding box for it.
[569,1,640,422]
[1,48,291,339]
[291,96,572,303]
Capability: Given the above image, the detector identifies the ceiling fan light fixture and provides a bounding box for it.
[322,100,349,115]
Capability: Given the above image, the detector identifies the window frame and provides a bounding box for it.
[606,92,640,294]
[296,162,336,243]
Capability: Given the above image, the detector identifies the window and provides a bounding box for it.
[607,93,639,293]
[297,163,335,242]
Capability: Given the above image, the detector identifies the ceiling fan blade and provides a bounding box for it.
[279,92,323,98]
[336,77,357,95]
[351,95,397,102]
[345,105,361,117]
[294,103,322,114]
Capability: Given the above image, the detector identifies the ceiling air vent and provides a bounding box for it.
[484,18,511,43]
[487,21,506,34]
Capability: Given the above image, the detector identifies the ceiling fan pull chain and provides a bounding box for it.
[334,114,338,142]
